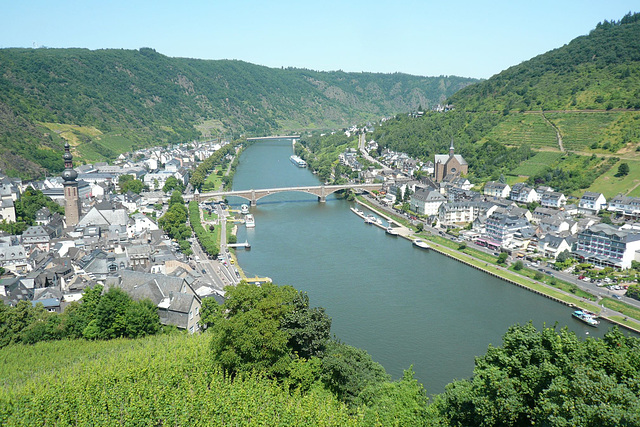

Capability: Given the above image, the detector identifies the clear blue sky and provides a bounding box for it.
[2,1,637,79]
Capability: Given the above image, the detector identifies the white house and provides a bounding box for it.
[509,183,538,204]
[540,191,567,209]
[484,181,511,199]
[410,189,447,216]
[579,192,607,214]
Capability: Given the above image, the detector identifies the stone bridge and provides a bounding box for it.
[186,183,383,206]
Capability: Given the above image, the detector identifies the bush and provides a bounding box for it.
[513,260,524,271]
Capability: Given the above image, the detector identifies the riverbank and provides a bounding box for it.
[355,197,640,334]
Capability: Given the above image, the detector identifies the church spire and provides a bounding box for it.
[449,138,455,157]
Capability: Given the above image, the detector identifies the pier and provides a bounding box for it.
[227,240,251,249]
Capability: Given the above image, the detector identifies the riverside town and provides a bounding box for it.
[3,9,640,426]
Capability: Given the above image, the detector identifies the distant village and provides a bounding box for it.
[0,139,230,333]
[343,131,640,272]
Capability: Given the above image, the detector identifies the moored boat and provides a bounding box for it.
[245,214,255,228]
[572,309,599,327]
[386,226,399,236]
[290,155,307,167]
[413,239,430,249]
[364,215,375,224]
[240,204,250,214]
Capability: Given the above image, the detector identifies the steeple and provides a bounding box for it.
[449,138,455,157]
[62,142,81,227]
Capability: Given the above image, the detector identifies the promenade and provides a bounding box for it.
[355,197,640,334]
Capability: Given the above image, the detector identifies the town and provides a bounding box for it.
[0,139,236,334]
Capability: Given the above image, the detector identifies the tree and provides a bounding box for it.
[416,222,424,232]
[280,292,332,359]
[431,324,640,426]
[163,176,185,194]
[617,162,630,177]
[119,174,146,194]
[209,282,298,378]
[513,260,524,270]
[320,340,390,405]
[497,252,508,264]
[94,288,131,339]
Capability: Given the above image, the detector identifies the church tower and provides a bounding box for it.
[62,142,81,227]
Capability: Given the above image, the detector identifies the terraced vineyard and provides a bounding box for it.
[479,112,558,150]
[509,151,564,177]
[545,111,626,152]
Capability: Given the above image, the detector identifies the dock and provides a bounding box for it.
[244,276,272,284]
[227,240,251,249]
[350,206,389,231]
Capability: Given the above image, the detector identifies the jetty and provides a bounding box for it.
[227,240,251,249]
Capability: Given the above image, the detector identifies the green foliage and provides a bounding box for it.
[0,285,161,348]
[0,47,476,179]
[209,282,300,378]
[431,323,640,426]
[617,162,630,177]
[0,186,64,234]
[320,340,390,406]
[626,283,640,301]
[449,13,640,112]
[497,252,508,264]
[162,176,185,193]
[0,334,359,426]
[513,260,524,270]
[189,201,219,257]
[356,367,430,426]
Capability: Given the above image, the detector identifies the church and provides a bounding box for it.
[434,140,468,182]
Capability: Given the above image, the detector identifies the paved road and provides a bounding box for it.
[359,194,640,322]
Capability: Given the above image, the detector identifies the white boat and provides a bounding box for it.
[413,239,430,249]
[386,227,399,236]
[290,155,307,167]
[245,214,255,228]
[364,215,375,224]
[572,310,599,327]
[375,218,384,226]
[240,204,249,214]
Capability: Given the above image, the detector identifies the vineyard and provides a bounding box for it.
[480,113,558,150]
[0,334,359,426]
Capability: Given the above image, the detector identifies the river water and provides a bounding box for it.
[230,138,621,395]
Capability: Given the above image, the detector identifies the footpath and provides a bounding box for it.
[355,197,640,334]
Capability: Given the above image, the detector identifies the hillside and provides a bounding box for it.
[0,47,476,179]
[363,13,640,196]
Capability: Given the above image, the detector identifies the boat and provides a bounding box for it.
[375,218,384,226]
[572,310,599,327]
[413,239,430,249]
[364,215,375,224]
[290,155,307,167]
[245,214,255,228]
[386,226,399,236]
[240,204,249,214]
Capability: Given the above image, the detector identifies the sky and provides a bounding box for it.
[1,1,638,79]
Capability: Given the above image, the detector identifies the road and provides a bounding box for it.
[360,193,640,317]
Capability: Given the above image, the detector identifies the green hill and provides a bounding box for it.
[448,12,640,112]
[360,13,640,196]
[0,47,476,179]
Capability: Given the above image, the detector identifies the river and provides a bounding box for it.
[229,138,623,395]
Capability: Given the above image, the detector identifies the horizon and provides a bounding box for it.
[1,1,638,80]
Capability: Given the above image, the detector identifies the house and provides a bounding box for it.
[438,201,492,226]
[484,181,511,199]
[410,188,447,216]
[574,223,640,269]
[607,194,640,220]
[509,183,538,204]
[537,235,574,260]
[127,213,160,238]
[540,191,566,209]
[486,209,534,246]
[577,192,606,215]
[434,140,468,182]
[105,270,201,333]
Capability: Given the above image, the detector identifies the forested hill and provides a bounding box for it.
[0,47,476,179]
[448,12,640,112]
